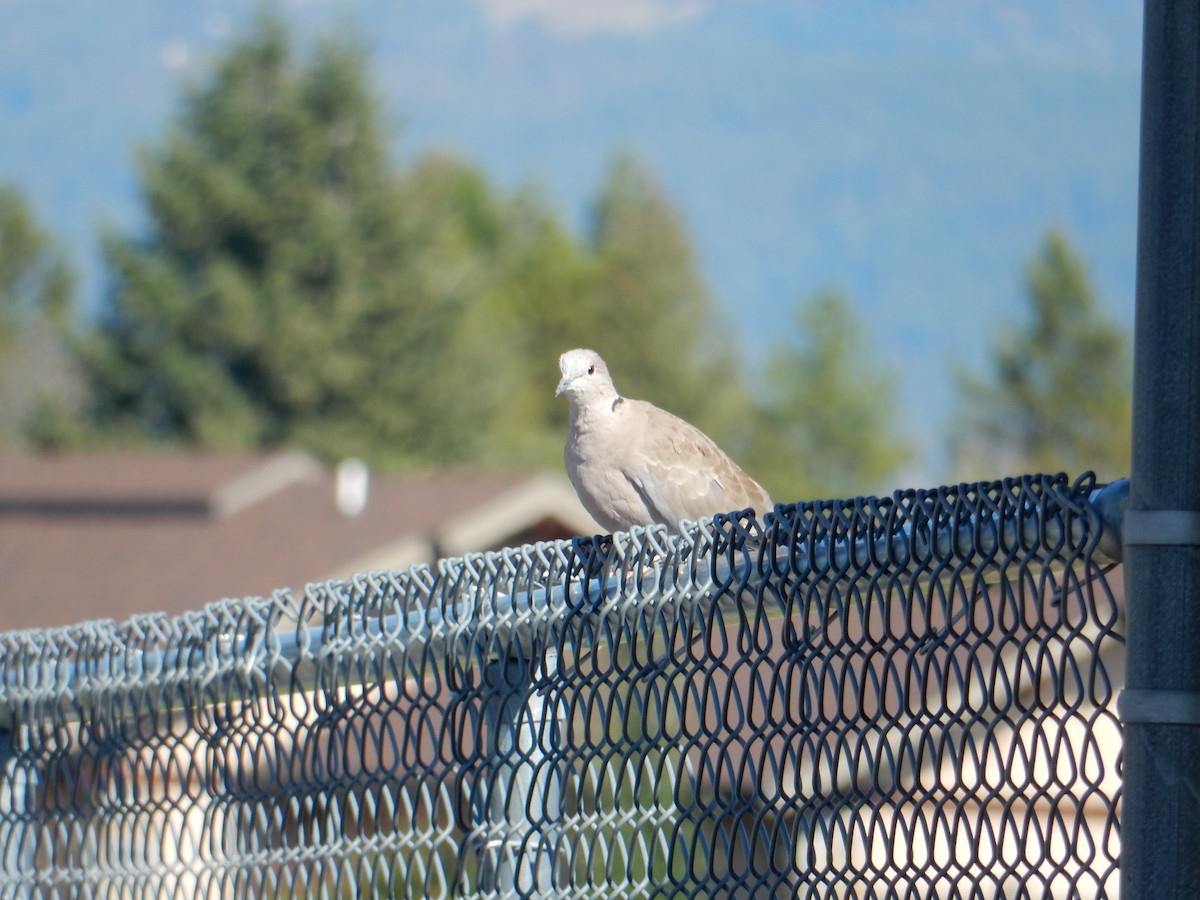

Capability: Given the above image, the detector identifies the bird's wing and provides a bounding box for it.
[620,400,771,526]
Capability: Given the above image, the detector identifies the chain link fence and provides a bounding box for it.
[0,473,1125,898]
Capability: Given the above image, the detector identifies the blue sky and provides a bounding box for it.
[0,0,1143,478]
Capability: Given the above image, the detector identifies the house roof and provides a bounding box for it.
[0,451,598,632]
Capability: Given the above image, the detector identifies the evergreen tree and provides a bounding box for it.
[469,154,752,468]
[56,19,751,472]
[744,290,911,502]
[588,155,743,435]
[0,185,72,338]
[954,229,1131,479]
[469,184,602,466]
[70,18,501,465]
[0,184,78,443]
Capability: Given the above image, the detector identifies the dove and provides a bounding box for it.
[555,348,772,533]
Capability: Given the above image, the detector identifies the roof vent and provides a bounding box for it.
[336,458,369,518]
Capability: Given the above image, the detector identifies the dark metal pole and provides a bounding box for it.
[1120,1,1200,896]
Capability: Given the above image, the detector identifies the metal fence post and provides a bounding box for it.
[1120,1,1200,896]
[0,726,34,900]
[478,646,565,897]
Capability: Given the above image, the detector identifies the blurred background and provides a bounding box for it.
[0,0,1138,503]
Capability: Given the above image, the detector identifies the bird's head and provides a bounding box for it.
[556,348,616,403]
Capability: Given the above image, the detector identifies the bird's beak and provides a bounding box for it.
[555,375,572,397]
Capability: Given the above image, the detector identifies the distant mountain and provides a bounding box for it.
[0,0,1142,476]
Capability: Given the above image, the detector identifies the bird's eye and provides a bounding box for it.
[587,365,595,375]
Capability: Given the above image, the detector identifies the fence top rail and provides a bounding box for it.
[0,473,1127,729]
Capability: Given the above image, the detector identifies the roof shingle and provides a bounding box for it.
[0,452,596,632]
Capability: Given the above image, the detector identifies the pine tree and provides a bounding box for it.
[0,185,72,337]
[955,229,1131,480]
[744,290,911,503]
[0,184,78,443]
[466,183,602,466]
[55,19,750,472]
[71,18,501,466]
[468,154,753,468]
[585,154,745,441]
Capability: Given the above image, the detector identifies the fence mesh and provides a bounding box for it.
[0,473,1124,899]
